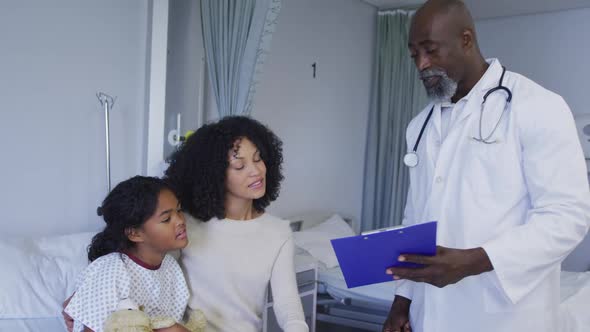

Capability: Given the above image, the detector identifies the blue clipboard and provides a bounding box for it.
[330,221,437,288]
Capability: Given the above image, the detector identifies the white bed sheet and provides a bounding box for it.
[0,317,65,332]
[318,266,395,310]
[313,257,590,332]
[560,271,590,331]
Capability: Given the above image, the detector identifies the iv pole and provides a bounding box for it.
[96,92,116,193]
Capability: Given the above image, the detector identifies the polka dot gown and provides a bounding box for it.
[65,253,189,332]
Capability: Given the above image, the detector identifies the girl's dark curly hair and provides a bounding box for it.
[164,116,284,221]
[87,176,172,262]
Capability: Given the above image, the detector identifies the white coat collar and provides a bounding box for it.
[432,58,504,108]
[476,58,505,93]
[432,59,505,127]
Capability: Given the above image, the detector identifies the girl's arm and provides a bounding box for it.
[65,255,131,332]
[62,294,74,332]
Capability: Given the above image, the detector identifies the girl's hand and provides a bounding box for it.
[62,294,74,332]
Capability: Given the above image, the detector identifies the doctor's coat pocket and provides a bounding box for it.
[464,136,524,197]
[466,134,509,162]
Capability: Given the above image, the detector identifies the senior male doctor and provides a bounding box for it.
[382,1,590,332]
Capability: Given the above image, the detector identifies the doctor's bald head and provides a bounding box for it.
[409,0,486,102]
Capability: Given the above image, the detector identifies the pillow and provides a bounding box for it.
[0,232,94,319]
[292,214,355,268]
[287,212,337,230]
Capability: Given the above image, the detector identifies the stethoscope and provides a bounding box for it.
[404,66,513,168]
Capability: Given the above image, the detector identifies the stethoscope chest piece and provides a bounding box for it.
[404,152,419,168]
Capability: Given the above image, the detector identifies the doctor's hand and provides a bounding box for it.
[386,246,493,288]
[383,295,411,332]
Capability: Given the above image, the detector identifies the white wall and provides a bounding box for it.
[0,0,375,237]
[476,9,590,271]
[164,0,205,159]
[476,8,590,117]
[253,0,377,227]
[0,1,149,237]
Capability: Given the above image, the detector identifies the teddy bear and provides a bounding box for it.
[104,299,207,332]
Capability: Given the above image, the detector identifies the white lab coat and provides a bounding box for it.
[396,59,590,332]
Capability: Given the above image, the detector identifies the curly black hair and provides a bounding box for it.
[164,116,284,221]
[87,176,173,262]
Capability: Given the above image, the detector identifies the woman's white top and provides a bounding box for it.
[181,213,308,332]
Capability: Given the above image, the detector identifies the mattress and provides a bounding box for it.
[560,271,590,331]
[0,317,66,332]
[318,265,590,332]
[318,266,395,310]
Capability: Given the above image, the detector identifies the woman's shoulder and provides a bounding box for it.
[260,213,292,235]
[260,213,283,221]
[184,213,201,225]
[185,213,209,228]
[185,213,209,238]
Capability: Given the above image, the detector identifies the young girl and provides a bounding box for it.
[64,176,191,332]
[165,116,308,332]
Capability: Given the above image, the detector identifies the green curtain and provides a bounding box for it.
[201,0,282,117]
[361,11,427,232]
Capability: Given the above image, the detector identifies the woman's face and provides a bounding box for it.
[225,137,267,203]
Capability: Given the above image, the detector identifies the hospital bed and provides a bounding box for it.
[289,212,590,332]
[0,317,67,331]
[315,264,392,331]
[0,232,94,332]
[1,217,588,332]
[312,262,590,332]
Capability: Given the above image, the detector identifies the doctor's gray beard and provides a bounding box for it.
[420,68,458,102]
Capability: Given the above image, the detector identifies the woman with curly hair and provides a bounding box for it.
[165,116,308,332]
